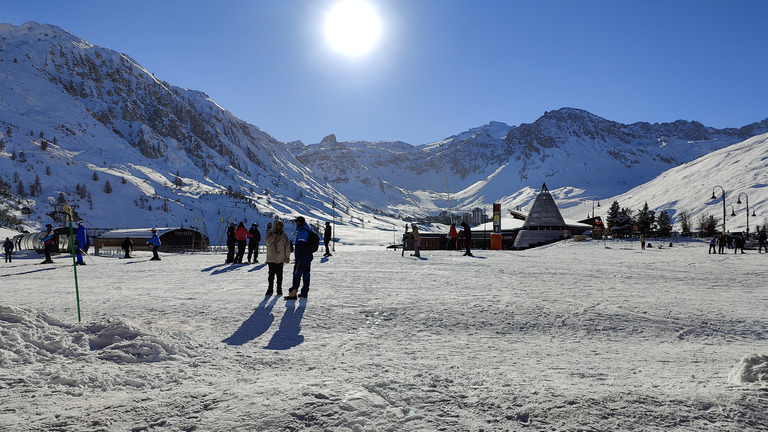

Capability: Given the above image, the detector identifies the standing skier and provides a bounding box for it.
[285,216,314,300]
[147,228,161,261]
[225,223,236,263]
[121,237,134,258]
[410,224,421,257]
[758,228,767,253]
[448,223,458,250]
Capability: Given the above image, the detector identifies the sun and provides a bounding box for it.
[324,0,382,56]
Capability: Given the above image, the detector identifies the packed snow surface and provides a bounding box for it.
[1,238,767,431]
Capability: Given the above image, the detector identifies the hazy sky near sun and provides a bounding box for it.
[3,0,767,145]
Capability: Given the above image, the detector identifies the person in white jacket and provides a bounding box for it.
[265,220,291,296]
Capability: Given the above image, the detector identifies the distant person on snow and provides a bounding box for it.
[448,223,458,250]
[410,224,421,257]
[265,220,291,296]
[460,221,473,257]
[734,235,745,254]
[121,237,134,259]
[41,224,55,264]
[3,237,13,263]
[147,228,161,261]
[285,216,314,300]
[758,228,768,254]
[75,221,87,265]
[225,223,236,263]
[708,236,717,254]
[234,222,251,264]
[247,223,261,263]
[323,221,333,257]
[718,234,726,254]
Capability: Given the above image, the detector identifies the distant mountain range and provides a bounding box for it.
[0,22,766,237]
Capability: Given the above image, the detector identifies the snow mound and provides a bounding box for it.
[729,354,768,384]
[0,305,189,366]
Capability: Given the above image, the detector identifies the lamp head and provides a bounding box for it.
[711,192,717,200]
[737,197,742,204]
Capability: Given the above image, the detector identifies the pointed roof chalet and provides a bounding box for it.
[521,183,566,229]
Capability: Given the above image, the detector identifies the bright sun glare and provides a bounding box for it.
[324,0,381,56]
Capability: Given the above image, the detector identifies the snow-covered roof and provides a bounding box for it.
[97,228,178,239]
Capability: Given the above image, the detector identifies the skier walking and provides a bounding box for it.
[285,216,314,300]
[460,221,473,256]
[265,220,291,296]
[3,237,13,263]
[147,228,161,261]
[247,223,261,263]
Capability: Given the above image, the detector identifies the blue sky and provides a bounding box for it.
[4,0,767,145]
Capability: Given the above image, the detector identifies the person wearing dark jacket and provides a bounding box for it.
[323,221,333,257]
[225,223,236,263]
[75,222,88,265]
[3,237,13,263]
[41,224,55,264]
[121,237,133,258]
[460,221,473,256]
[247,223,261,263]
[285,216,314,300]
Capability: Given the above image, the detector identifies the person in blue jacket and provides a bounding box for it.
[41,224,55,264]
[285,216,313,300]
[147,228,161,261]
[74,221,88,265]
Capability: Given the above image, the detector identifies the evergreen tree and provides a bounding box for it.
[679,210,692,236]
[92,172,99,181]
[31,175,42,196]
[657,210,671,237]
[606,201,620,229]
[635,202,656,234]
[104,180,113,194]
[58,192,67,204]
[40,139,49,151]
[45,165,52,176]
[698,214,718,237]
[0,138,5,150]
[16,180,25,197]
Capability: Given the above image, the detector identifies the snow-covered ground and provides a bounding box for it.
[1,236,767,431]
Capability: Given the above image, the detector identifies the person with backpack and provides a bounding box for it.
[285,216,316,300]
[41,224,55,264]
[265,220,291,296]
[247,223,261,263]
[3,237,13,263]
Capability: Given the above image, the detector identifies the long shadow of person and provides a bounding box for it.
[222,296,280,346]
[264,299,306,350]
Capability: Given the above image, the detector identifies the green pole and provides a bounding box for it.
[68,220,82,322]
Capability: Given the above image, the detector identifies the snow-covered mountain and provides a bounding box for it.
[294,109,767,218]
[1,21,766,239]
[0,22,374,238]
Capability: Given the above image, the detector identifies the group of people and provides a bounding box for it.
[225,222,263,264]
[408,221,473,257]
[708,229,767,254]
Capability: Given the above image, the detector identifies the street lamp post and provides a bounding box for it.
[332,199,336,252]
[736,192,752,239]
[440,143,452,224]
[711,186,727,237]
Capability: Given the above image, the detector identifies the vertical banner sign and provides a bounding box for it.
[493,203,501,234]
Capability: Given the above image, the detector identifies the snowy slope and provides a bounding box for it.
[0,22,372,236]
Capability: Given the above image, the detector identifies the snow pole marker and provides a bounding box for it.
[63,205,82,322]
